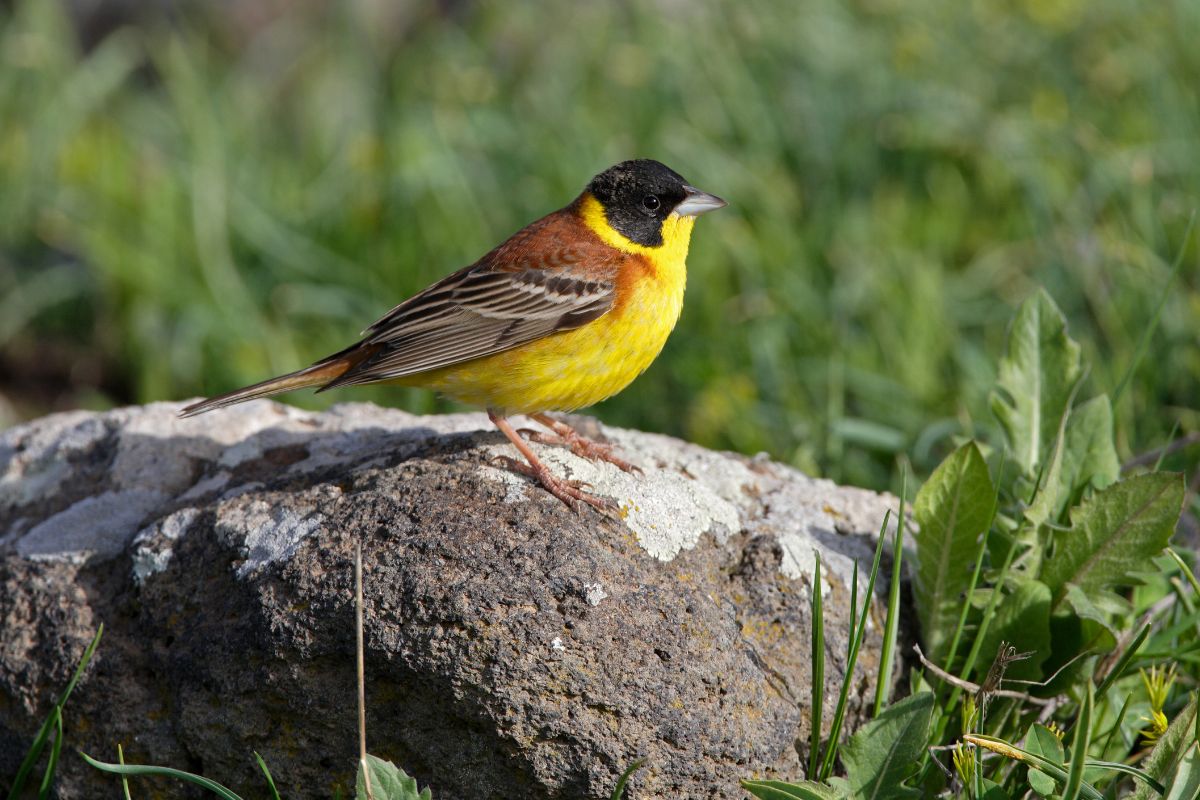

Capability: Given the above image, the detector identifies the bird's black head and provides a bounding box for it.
[585,159,725,247]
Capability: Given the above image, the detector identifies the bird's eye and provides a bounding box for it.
[642,195,660,211]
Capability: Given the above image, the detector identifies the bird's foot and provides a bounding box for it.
[492,456,618,514]
[522,415,643,474]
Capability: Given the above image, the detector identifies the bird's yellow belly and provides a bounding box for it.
[401,275,684,415]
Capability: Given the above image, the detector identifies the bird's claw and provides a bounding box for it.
[491,455,615,514]
[521,425,642,474]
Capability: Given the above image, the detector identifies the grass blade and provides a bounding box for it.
[1094,622,1150,699]
[36,709,63,800]
[255,751,281,800]
[6,625,103,800]
[119,744,132,800]
[847,558,858,662]
[57,624,104,709]
[874,468,907,716]
[1152,421,1181,473]
[609,758,645,800]
[1062,681,1094,800]
[819,510,891,780]
[1113,212,1195,406]
[965,734,1104,799]
[1098,694,1131,763]
[7,705,56,798]
[1166,548,1200,599]
[1084,760,1166,794]
[809,552,825,778]
[79,753,244,800]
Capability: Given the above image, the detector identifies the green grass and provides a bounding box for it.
[744,288,1198,799]
[0,0,1197,493]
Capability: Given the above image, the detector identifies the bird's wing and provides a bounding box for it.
[319,217,622,388]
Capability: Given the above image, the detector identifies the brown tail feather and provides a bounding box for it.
[178,359,353,418]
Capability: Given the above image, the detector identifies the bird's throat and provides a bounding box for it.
[576,192,695,270]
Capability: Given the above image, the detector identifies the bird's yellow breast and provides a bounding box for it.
[405,196,695,414]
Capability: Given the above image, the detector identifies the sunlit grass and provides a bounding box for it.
[0,0,1196,491]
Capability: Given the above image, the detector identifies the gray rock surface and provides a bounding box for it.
[0,401,900,799]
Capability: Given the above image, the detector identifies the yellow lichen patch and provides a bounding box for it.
[740,618,786,647]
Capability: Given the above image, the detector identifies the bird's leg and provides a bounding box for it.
[520,413,642,474]
[488,410,617,513]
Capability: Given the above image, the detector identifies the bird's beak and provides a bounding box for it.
[674,185,728,217]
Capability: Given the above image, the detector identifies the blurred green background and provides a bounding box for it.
[0,0,1197,493]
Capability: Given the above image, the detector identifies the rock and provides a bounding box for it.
[0,401,899,799]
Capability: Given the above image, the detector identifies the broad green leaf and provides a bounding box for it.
[1164,743,1200,800]
[1025,723,1065,797]
[913,443,995,659]
[1042,472,1185,611]
[1058,584,1121,646]
[984,524,1023,577]
[978,778,1009,800]
[1059,396,1119,498]
[1048,563,1133,672]
[1042,603,1114,695]
[1025,724,1065,766]
[839,692,933,799]
[1027,767,1056,796]
[1024,400,1071,530]
[990,289,1083,478]
[741,779,847,800]
[357,755,431,800]
[1028,395,1120,529]
[977,580,1051,683]
[1132,696,1198,800]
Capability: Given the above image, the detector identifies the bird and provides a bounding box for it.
[180,159,726,511]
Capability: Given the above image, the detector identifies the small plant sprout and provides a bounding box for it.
[951,741,975,787]
[1138,664,1177,745]
[961,694,978,736]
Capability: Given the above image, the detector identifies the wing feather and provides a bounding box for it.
[320,217,622,389]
